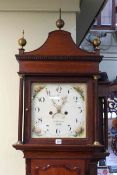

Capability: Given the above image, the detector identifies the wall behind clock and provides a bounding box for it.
[0,11,76,175]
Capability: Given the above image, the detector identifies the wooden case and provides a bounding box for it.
[13,29,108,175]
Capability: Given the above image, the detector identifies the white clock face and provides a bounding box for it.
[31,83,87,138]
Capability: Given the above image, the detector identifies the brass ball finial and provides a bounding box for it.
[92,37,101,50]
[18,30,27,48]
[56,8,65,30]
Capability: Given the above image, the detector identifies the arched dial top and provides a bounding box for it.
[31,83,87,138]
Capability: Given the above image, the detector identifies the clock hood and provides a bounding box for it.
[16,29,103,75]
[16,29,102,61]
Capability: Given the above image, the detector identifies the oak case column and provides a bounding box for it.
[93,75,101,146]
[17,75,24,144]
[26,159,31,175]
[88,161,97,175]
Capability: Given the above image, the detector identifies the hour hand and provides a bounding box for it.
[51,96,67,111]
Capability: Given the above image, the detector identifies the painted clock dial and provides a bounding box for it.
[31,83,87,138]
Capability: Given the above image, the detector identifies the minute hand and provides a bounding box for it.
[52,96,67,114]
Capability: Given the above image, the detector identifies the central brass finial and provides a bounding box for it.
[18,30,27,49]
[56,8,65,30]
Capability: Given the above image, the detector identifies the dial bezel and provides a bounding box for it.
[24,75,94,145]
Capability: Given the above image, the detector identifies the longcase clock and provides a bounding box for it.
[13,16,108,175]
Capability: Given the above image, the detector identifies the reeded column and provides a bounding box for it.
[93,75,101,146]
[17,75,24,144]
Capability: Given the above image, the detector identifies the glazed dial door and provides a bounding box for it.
[31,83,87,138]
